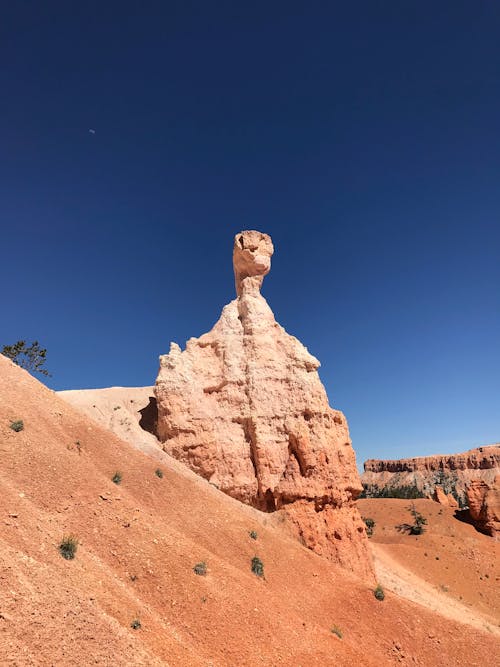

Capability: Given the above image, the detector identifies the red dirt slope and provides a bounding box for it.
[1,355,499,666]
[358,499,499,630]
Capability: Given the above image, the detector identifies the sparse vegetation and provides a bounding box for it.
[249,530,258,540]
[10,420,24,432]
[112,471,122,484]
[396,503,428,535]
[408,503,427,534]
[374,584,385,601]
[155,468,164,479]
[59,535,78,560]
[361,483,425,499]
[251,556,264,578]
[331,625,343,638]
[113,405,121,410]
[2,340,51,377]
[193,561,207,576]
[362,517,375,537]
[130,619,141,630]
[67,440,82,454]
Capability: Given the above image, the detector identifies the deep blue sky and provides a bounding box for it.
[1,1,499,465]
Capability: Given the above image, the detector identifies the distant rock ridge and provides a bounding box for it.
[361,445,500,520]
[364,446,500,475]
[154,230,373,580]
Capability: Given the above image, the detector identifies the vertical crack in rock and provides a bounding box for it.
[155,230,374,580]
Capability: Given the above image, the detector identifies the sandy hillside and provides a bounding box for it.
[1,357,499,666]
[58,386,158,455]
[358,498,499,631]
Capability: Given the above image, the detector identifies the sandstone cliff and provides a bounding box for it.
[361,445,500,508]
[154,230,373,580]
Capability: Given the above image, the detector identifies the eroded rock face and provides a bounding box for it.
[466,477,500,538]
[155,230,373,580]
[433,486,459,509]
[361,445,500,507]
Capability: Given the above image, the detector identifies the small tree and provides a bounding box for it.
[396,503,428,535]
[2,340,51,377]
[408,503,427,535]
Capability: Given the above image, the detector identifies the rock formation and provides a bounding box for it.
[154,230,373,580]
[433,486,459,509]
[361,445,500,507]
[466,477,500,538]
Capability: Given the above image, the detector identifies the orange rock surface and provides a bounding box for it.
[466,476,500,538]
[433,486,459,509]
[155,230,372,580]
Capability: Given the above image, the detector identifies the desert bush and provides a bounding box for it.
[10,420,24,432]
[374,584,385,601]
[130,619,141,630]
[112,471,122,484]
[193,561,207,576]
[362,517,375,537]
[251,556,264,578]
[155,468,164,479]
[249,530,258,540]
[2,340,51,377]
[59,535,78,560]
[331,625,342,638]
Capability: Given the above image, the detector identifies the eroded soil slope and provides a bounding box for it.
[358,498,499,631]
[1,356,499,666]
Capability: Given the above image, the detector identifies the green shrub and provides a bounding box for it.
[59,535,78,560]
[331,625,342,639]
[374,584,385,601]
[112,471,122,484]
[10,420,24,432]
[362,517,375,537]
[251,556,264,578]
[193,562,207,576]
[130,619,141,630]
[155,468,164,479]
[249,530,258,540]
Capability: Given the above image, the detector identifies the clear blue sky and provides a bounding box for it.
[1,2,499,465]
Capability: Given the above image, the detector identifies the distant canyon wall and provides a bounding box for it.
[361,445,500,537]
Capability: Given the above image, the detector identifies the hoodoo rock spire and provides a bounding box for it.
[155,231,373,580]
